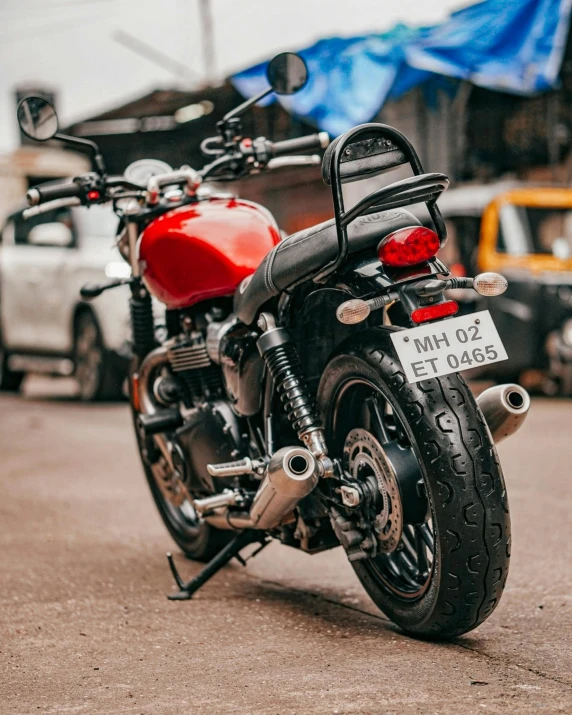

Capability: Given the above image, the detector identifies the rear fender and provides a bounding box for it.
[284,283,382,391]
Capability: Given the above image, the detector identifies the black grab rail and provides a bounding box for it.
[314,123,449,283]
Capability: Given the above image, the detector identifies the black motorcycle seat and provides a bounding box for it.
[234,207,421,325]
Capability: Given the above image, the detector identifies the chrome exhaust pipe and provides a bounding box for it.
[194,491,255,530]
[198,448,319,531]
[249,447,319,530]
[477,383,530,444]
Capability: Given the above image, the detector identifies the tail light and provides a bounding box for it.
[411,300,459,324]
[378,226,440,268]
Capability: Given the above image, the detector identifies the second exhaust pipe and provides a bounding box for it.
[476,383,530,444]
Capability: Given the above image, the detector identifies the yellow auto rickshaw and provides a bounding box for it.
[435,182,572,395]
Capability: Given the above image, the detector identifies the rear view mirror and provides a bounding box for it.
[28,222,73,247]
[266,53,308,95]
[17,96,59,142]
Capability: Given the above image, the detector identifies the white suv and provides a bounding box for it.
[0,203,133,400]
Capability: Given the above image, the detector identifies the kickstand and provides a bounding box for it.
[166,530,270,601]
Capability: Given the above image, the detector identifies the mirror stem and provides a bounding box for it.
[94,153,106,176]
[221,87,272,123]
[54,133,106,175]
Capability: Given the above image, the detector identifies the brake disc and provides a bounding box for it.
[343,428,403,553]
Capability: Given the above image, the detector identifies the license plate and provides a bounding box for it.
[390,310,508,384]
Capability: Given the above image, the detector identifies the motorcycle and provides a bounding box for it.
[17,52,530,639]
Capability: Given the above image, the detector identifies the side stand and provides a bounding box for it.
[166,529,269,601]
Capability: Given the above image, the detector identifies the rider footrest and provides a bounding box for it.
[207,457,265,478]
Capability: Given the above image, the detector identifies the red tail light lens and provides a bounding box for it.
[378,226,440,267]
[411,300,459,324]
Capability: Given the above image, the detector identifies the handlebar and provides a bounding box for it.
[27,182,82,206]
[23,197,81,219]
[270,132,329,157]
[21,132,329,216]
[266,155,321,170]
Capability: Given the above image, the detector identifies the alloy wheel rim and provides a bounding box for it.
[75,320,102,399]
[334,378,436,601]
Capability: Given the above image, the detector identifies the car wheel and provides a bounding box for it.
[0,336,25,393]
[73,311,123,401]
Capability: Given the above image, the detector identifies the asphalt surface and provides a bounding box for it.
[1,377,572,714]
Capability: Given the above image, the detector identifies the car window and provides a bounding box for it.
[497,205,572,257]
[12,207,75,247]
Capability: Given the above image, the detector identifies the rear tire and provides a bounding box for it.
[318,328,510,639]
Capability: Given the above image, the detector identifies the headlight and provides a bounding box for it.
[105,261,132,279]
[562,319,572,347]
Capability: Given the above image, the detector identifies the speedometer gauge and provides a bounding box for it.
[124,159,173,186]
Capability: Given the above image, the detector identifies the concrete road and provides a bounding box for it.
[1,377,571,714]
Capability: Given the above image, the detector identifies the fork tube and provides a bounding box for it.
[127,221,140,278]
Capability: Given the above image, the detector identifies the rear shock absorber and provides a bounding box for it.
[130,283,155,358]
[257,313,332,475]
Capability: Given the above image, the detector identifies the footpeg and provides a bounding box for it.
[207,457,266,478]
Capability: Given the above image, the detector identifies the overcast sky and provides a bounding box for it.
[0,0,466,152]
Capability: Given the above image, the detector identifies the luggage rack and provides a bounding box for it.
[315,122,449,282]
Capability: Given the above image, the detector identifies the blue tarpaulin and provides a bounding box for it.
[232,0,572,136]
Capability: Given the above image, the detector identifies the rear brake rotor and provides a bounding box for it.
[343,428,403,553]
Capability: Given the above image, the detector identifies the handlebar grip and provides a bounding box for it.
[27,182,82,206]
[271,132,329,157]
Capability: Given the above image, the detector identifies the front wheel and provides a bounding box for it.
[318,328,510,639]
[129,362,233,563]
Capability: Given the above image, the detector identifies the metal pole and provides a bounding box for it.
[199,0,216,85]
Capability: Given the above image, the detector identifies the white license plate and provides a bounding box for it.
[390,310,508,384]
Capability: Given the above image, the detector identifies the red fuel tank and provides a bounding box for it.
[139,198,281,310]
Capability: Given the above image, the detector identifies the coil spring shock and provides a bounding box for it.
[130,286,155,357]
[257,315,329,467]
[264,341,321,437]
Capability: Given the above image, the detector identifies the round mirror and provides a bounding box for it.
[17,96,59,141]
[266,52,308,95]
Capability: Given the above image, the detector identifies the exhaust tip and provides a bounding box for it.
[477,383,530,444]
[506,389,525,410]
[288,453,309,475]
[501,384,530,414]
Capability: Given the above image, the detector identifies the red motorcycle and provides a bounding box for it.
[17,53,530,638]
